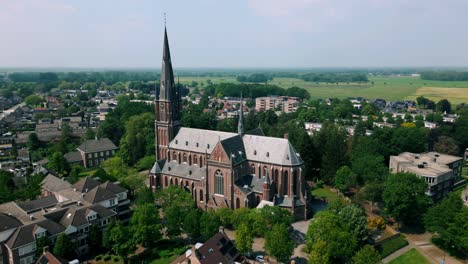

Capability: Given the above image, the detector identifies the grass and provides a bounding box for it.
[79,169,97,177]
[311,186,341,204]
[388,248,431,264]
[180,76,468,103]
[376,234,409,258]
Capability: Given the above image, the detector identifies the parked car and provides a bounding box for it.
[255,255,264,263]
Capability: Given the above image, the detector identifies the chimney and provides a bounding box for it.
[283,133,289,139]
[219,226,225,234]
[43,246,50,254]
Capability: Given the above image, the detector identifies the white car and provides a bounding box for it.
[255,255,264,263]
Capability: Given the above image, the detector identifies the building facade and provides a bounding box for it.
[389,152,463,201]
[255,96,300,113]
[149,27,309,219]
[64,138,118,168]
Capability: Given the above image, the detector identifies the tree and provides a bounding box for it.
[306,211,357,263]
[61,123,72,143]
[235,223,253,255]
[35,236,51,257]
[265,224,294,263]
[352,154,387,184]
[135,187,154,205]
[454,113,468,151]
[88,225,102,255]
[85,128,96,140]
[118,112,155,165]
[53,234,75,260]
[200,210,221,240]
[424,192,462,234]
[156,186,195,237]
[334,166,356,193]
[308,239,331,264]
[434,136,460,155]
[383,173,430,224]
[352,245,382,264]
[436,99,451,113]
[48,152,70,176]
[27,133,41,150]
[130,204,162,246]
[24,95,43,107]
[105,222,134,260]
[183,209,202,239]
[337,205,369,244]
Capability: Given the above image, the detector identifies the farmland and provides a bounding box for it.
[179,76,468,103]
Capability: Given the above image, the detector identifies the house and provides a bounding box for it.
[0,174,131,264]
[171,228,244,264]
[304,122,323,135]
[150,27,309,220]
[64,138,118,168]
[373,99,387,109]
[424,121,438,129]
[389,152,463,201]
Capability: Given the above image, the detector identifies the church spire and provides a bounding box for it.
[238,93,244,136]
[159,25,177,101]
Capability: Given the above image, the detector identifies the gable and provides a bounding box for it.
[209,142,230,163]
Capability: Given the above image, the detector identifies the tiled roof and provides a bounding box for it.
[73,177,100,193]
[41,174,71,192]
[17,196,58,214]
[100,181,127,195]
[64,151,82,163]
[77,138,117,153]
[0,212,22,232]
[83,187,116,204]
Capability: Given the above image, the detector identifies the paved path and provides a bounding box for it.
[383,232,467,264]
[382,245,413,263]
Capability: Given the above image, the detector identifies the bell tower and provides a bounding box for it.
[155,26,182,160]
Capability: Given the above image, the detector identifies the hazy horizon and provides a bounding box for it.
[1,0,468,68]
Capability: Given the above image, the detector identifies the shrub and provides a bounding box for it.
[376,234,409,257]
[95,255,102,261]
[113,257,120,262]
[316,180,324,188]
[103,255,112,261]
[368,216,386,230]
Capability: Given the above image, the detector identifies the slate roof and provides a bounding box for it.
[235,174,264,194]
[150,159,166,174]
[59,204,115,227]
[41,174,72,193]
[197,232,239,264]
[77,138,117,153]
[169,127,237,154]
[17,196,58,214]
[219,135,246,164]
[100,181,127,195]
[64,151,82,163]
[6,220,65,249]
[0,212,22,232]
[242,134,303,166]
[73,177,100,193]
[168,127,303,167]
[83,187,116,204]
[161,160,205,181]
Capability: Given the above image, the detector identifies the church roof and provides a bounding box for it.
[159,27,178,101]
[168,128,303,167]
[161,160,205,181]
[169,127,237,154]
[242,134,303,166]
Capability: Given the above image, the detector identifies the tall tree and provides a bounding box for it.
[436,99,451,113]
[118,112,155,165]
[334,166,357,193]
[235,223,253,255]
[130,204,162,246]
[48,152,70,176]
[337,205,369,244]
[352,245,382,264]
[265,224,294,263]
[383,173,430,224]
[53,234,75,260]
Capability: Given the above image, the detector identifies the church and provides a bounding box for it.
[149,27,310,219]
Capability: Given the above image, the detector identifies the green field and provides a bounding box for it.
[388,249,430,264]
[180,76,468,103]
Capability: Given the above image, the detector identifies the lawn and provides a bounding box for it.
[311,186,341,204]
[388,248,431,264]
[376,234,409,258]
[179,75,468,103]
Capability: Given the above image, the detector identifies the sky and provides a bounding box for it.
[1,0,468,68]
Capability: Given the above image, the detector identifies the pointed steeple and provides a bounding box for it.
[159,26,177,101]
[238,93,244,136]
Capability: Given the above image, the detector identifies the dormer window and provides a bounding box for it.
[207,144,210,149]
[88,214,97,221]
[266,152,270,157]
[196,142,199,147]
[175,140,178,144]
[254,150,257,155]
[36,231,46,239]
[185,141,188,146]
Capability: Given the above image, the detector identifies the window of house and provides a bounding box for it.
[215,170,224,195]
[109,199,116,206]
[100,152,104,157]
[94,153,97,158]
[250,164,255,175]
[87,214,97,221]
[19,244,36,256]
[19,255,34,264]
[172,151,177,161]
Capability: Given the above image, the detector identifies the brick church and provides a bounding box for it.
[149,27,309,219]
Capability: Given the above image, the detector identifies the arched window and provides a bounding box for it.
[200,190,204,202]
[164,177,168,187]
[199,156,203,168]
[178,153,181,163]
[283,171,289,195]
[215,170,224,195]
[274,169,279,192]
[175,178,178,186]
[293,170,298,196]
[250,164,255,175]
[183,153,187,163]
[193,155,197,165]
[263,166,268,178]
[172,151,177,161]
[170,178,173,185]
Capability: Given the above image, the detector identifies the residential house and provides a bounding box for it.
[64,138,117,168]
